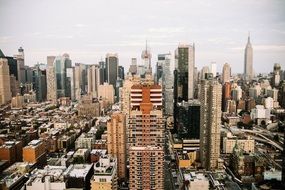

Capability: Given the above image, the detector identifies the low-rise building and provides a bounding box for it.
[223,133,254,154]
[75,133,95,150]
[23,140,46,167]
[64,164,94,190]
[25,166,66,190]
[91,155,117,190]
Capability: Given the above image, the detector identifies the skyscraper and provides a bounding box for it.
[33,63,47,102]
[244,34,253,81]
[106,53,118,89]
[128,83,164,189]
[222,63,231,84]
[66,67,75,101]
[14,47,25,84]
[199,78,222,170]
[87,64,100,98]
[174,44,195,133]
[158,53,173,116]
[46,56,56,102]
[141,42,152,75]
[0,58,12,105]
[107,112,127,180]
[54,54,72,98]
[174,44,195,102]
[210,62,217,78]
[118,65,125,80]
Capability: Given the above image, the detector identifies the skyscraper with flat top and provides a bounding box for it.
[199,78,222,170]
[128,83,164,190]
[107,112,127,180]
[222,63,231,84]
[0,58,12,105]
[106,53,118,89]
[244,34,253,81]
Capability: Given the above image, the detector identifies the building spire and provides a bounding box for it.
[248,31,250,43]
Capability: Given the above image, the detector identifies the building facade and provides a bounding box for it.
[199,78,222,170]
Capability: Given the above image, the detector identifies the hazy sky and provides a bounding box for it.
[0,0,285,73]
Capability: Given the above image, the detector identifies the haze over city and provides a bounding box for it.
[1,0,285,73]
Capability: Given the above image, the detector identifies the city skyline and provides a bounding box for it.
[1,0,285,73]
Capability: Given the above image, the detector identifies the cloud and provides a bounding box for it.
[147,27,185,34]
[74,24,87,28]
[230,45,285,51]
[0,36,13,44]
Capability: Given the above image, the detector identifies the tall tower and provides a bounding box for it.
[107,112,127,180]
[106,53,118,89]
[0,58,12,105]
[173,44,195,133]
[244,34,253,81]
[46,56,57,102]
[141,41,152,75]
[87,64,100,98]
[199,78,222,170]
[128,83,164,189]
[222,63,231,84]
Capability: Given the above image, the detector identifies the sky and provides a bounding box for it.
[0,0,285,74]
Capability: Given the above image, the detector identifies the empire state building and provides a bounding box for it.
[244,34,253,81]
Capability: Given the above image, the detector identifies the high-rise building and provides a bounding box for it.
[99,60,106,84]
[66,67,75,101]
[98,82,114,105]
[176,100,200,139]
[141,42,152,76]
[46,56,57,102]
[118,65,125,80]
[129,58,137,75]
[54,54,72,98]
[87,64,100,98]
[222,63,231,84]
[33,63,47,102]
[158,53,173,116]
[199,78,222,170]
[222,82,231,112]
[128,83,164,189]
[244,34,253,81]
[14,47,25,84]
[272,63,281,87]
[174,44,195,133]
[200,66,210,80]
[0,58,12,105]
[106,53,118,89]
[107,112,127,180]
[210,62,217,78]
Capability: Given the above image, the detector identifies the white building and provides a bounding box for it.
[75,133,95,150]
[25,166,66,190]
[223,133,254,154]
[91,155,117,190]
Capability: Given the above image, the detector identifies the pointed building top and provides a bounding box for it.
[247,31,251,44]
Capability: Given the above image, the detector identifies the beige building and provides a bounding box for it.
[77,95,101,117]
[199,79,222,170]
[11,93,24,108]
[128,83,164,189]
[46,56,57,102]
[129,146,164,190]
[0,58,12,105]
[222,63,231,84]
[91,155,117,190]
[107,112,127,180]
[87,64,100,98]
[223,133,254,154]
[98,82,114,104]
